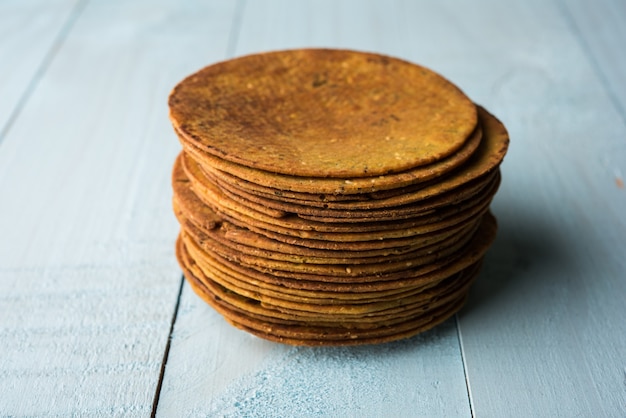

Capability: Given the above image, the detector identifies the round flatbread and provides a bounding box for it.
[168,50,509,346]
[169,49,477,178]
[176,105,506,196]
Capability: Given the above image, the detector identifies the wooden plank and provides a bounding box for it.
[156,1,474,416]
[558,0,626,124]
[0,0,237,415]
[441,0,626,416]
[160,290,470,417]
[0,0,81,139]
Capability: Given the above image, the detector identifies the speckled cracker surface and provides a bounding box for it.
[168,49,509,346]
[169,49,477,178]
[175,106,505,196]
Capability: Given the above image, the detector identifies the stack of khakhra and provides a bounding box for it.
[168,49,509,346]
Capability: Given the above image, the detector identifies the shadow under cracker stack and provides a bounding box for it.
[168,48,509,346]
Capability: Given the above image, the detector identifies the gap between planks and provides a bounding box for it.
[151,275,185,418]
[226,0,248,59]
[0,0,88,145]
[150,1,248,415]
[555,0,626,127]
[455,314,475,418]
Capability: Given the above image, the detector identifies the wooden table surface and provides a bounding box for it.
[1,0,625,416]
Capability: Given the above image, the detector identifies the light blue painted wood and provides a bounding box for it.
[0,0,81,139]
[447,0,626,416]
[1,0,624,416]
[156,1,474,416]
[0,0,237,415]
[160,288,470,418]
[558,0,626,125]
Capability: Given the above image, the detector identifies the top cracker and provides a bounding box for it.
[169,49,477,178]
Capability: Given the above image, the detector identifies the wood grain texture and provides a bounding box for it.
[1,0,625,416]
[0,0,81,139]
[158,289,471,418]
[446,0,626,416]
[156,1,474,416]
[0,0,237,415]
[558,0,626,124]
